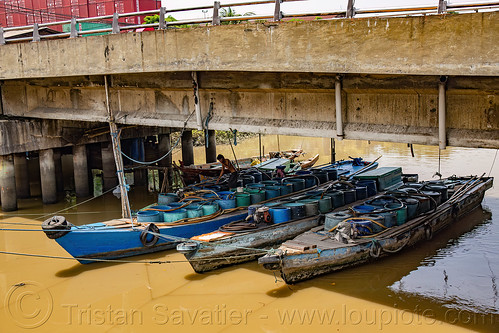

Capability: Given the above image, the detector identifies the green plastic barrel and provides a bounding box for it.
[163,208,187,222]
[202,203,219,216]
[312,195,333,214]
[236,193,251,207]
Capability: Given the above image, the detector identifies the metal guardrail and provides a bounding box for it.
[0,0,498,45]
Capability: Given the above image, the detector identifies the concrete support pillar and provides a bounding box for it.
[1,154,18,211]
[101,142,118,191]
[14,153,30,199]
[73,144,90,197]
[39,149,57,204]
[181,130,194,166]
[205,130,217,163]
[335,76,344,141]
[158,133,172,188]
[53,149,64,193]
[438,76,447,150]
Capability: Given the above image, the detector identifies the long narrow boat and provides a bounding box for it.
[178,149,304,184]
[176,159,379,273]
[258,174,493,284]
[41,158,376,264]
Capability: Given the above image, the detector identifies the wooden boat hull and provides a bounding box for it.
[259,177,493,284]
[179,216,322,273]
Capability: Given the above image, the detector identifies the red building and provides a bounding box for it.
[0,0,160,28]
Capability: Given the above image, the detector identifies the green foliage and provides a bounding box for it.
[220,7,255,25]
[171,130,257,147]
[287,18,304,22]
[143,15,190,28]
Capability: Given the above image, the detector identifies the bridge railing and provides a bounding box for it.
[0,0,498,45]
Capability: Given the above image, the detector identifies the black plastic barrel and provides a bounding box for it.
[343,189,357,205]
[327,190,345,208]
[282,202,307,220]
[355,186,368,201]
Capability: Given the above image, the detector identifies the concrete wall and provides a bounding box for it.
[1,72,497,148]
[0,12,497,79]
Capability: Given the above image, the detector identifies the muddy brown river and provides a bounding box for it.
[1,136,498,332]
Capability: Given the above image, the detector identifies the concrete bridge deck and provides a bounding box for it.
[0,11,498,153]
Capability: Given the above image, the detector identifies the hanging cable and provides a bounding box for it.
[119,110,195,165]
[488,149,498,177]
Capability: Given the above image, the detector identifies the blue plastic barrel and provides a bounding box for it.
[217,191,235,199]
[247,183,266,190]
[343,189,357,205]
[278,183,293,196]
[385,203,407,225]
[426,185,448,202]
[147,205,172,221]
[355,186,368,200]
[186,205,203,218]
[400,198,419,219]
[327,190,345,209]
[158,193,179,205]
[283,179,306,192]
[248,171,262,183]
[163,208,187,222]
[261,180,279,186]
[325,169,338,181]
[303,177,316,188]
[265,186,281,200]
[240,174,256,186]
[357,180,377,197]
[269,207,292,224]
[137,210,161,223]
[168,202,186,209]
[373,209,397,228]
[412,195,430,214]
[352,204,376,214]
[421,191,441,207]
[363,214,385,233]
[282,202,306,219]
[311,170,328,184]
[216,198,236,210]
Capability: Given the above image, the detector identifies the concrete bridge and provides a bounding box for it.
[0,11,497,210]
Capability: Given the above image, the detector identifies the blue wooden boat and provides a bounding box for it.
[41,158,377,264]
[258,175,493,284]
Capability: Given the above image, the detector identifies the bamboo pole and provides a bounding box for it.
[104,75,132,220]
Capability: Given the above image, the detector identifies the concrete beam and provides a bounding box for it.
[2,73,496,148]
[0,118,170,155]
[0,12,496,79]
